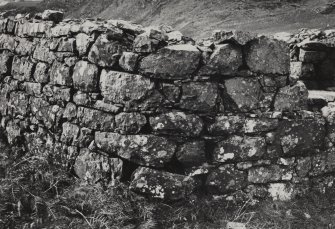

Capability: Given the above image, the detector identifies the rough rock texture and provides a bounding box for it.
[0,13,332,201]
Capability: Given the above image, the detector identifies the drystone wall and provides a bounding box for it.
[1,11,335,202]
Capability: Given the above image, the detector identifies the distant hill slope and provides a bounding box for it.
[3,0,335,39]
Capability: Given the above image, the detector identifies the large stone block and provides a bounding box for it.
[224,77,264,112]
[299,49,326,63]
[213,136,267,163]
[274,116,326,155]
[73,61,99,92]
[75,33,93,56]
[139,44,201,79]
[0,51,13,75]
[74,149,123,184]
[60,122,80,145]
[150,111,204,136]
[34,62,49,83]
[77,107,115,131]
[274,81,308,111]
[0,34,16,51]
[100,70,155,108]
[88,33,130,67]
[206,165,247,193]
[115,112,147,134]
[14,37,35,56]
[243,118,279,133]
[199,44,243,76]
[246,36,290,75]
[208,115,245,135]
[176,141,207,167]
[8,91,29,116]
[42,85,71,102]
[95,132,176,167]
[33,39,56,64]
[179,82,218,112]
[49,61,72,86]
[130,167,198,200]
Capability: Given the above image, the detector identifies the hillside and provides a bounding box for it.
[2,0,335,38]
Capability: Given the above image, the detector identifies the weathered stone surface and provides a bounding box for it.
[212,30,256,45]
[130,167,198,200]
[268,183,294,201]
[179,82,218,112]
[150,112,204,136]
[214,136,266,162]
[115,112,147,134]
[0,51,13,75]
[310,149,335,176]
[208,115,245,135]
[42,85,71,102]
[176,141,206,167]
[34,62,49,83]
[224,77,264,112]
[206,165,247,193]
[139,44,201,79]
[243,118,279,133]
[73,61,99,92]
[60,122,80,145]
[275,116,326,155]
[41,10,64,22]
[299,49,326,63]
[0,34,16,51]
[57,37,75,53]
[6,120,21,144]
[199,44,243,76]
[15,38,35,56]
[248,165,293,183]
[49,61,72,86]
[95,132,176,167]
[274,81,308,111]
[74,149,123,184]
[11,56,35,81]
[94,100,122,114]
[8,91,29,116]
[63,102,77,120]
[133,29,166,53]
[88,33,129,67]
[75,33,93,56]
[100,70,155,108]
[77,107,115,131]
[119,52,139,72]
[33,39,56,64]
[23,82,42,96]
[246,36,290,74]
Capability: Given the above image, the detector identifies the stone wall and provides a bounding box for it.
[1,11,335,201]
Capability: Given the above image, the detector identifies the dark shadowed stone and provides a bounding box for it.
[77,107,115,131]
[259,75,288,93]
[199,44,243,76]
[0,51,13,75]
[130,167,198,200]
[297,41,328,51]
[206,165,247,194]
[88,33,130,67]
[273,81,308,111]
[74,148,123,184]
[161,83,181,103]
[50,61,72,86]
[246,36,290,74]
[100,70,155,107]
[41,10,64,22]
[75,128,94,148]
[213,136,266,163]
[139,44,201,79]
[310,148,335,176]
[150,111,203,136]
[119,52,139,72]
[73,61,99,92]
[299,50,326,63]
[243,118,279,133]
[224,77,263,112]
[208,115,245,135]
[34,62,49,83]
[57,37,75,52]
[115,112,147,134]
[95,132,176,167]
[176,141,206,167]
[11,56,35,81]
[290,62,314,81]
[179,82,218,112]
[248,165,293,183]
[8,91,29,116]
[274,116,326,155]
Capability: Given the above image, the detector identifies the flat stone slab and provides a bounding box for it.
[308,90,335,102]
